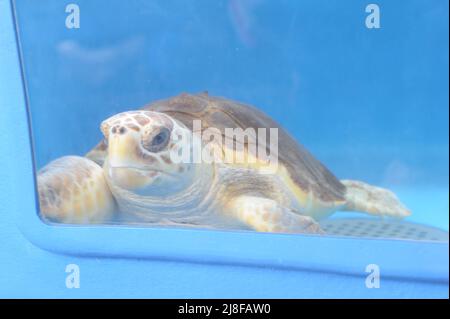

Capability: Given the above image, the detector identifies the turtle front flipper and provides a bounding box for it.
[37,156,116,224]
[340,180,411,218]
[226,196,324,234]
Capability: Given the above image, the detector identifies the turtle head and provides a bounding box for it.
[101,111,194,196]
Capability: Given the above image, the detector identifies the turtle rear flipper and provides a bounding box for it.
[37,156,116,224]
[341,180,411,218]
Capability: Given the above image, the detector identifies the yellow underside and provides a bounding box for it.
[221,146,345,219]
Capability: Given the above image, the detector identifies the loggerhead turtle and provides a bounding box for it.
[37,93,410,233]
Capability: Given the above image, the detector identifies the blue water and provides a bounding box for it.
[14,0,449,230]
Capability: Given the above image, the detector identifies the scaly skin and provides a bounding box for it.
[38,156,115,223]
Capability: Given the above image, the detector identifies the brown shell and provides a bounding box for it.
[143,93,346,202]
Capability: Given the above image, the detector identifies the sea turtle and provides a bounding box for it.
[37,93,410,233]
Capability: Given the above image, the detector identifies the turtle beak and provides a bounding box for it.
[106,132,156,190]
[107,130,140,168]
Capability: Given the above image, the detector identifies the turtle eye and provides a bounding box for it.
[143,127,171,152]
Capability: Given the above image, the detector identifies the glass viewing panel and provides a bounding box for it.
[13,0,449,242]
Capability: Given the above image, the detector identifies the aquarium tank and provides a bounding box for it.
[0,0,447,299]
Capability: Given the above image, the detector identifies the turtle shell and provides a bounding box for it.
[143,93,346,203]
